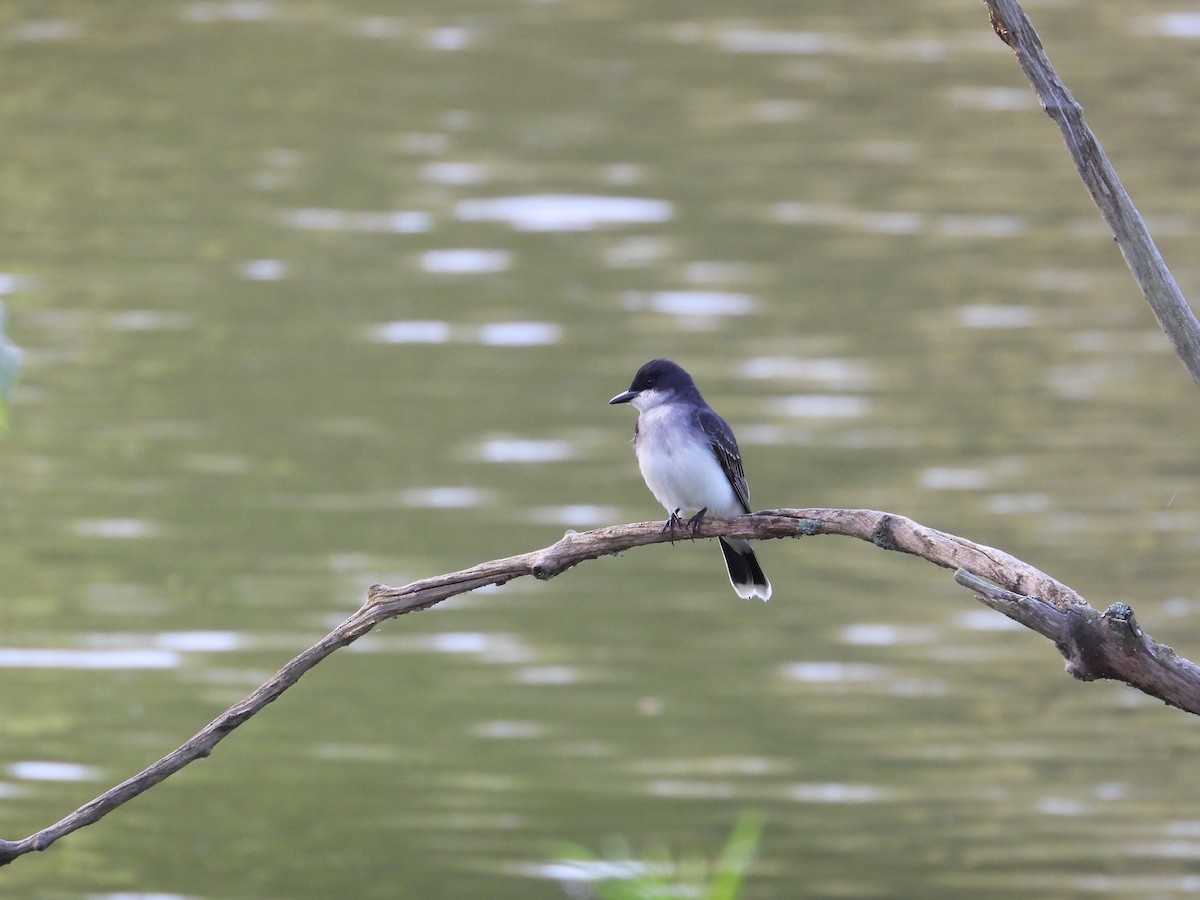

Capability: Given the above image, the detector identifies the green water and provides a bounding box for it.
[4,2,1200,897]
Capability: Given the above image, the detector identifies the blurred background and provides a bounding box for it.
[4,1,1200,897]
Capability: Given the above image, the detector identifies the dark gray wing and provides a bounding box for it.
[695,405,751,513]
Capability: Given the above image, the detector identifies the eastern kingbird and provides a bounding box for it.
[609,358,772,601]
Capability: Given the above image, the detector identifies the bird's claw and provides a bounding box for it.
[662,508,685,544]
[662,508,707,544]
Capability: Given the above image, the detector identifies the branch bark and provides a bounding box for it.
[3,508,1199,866]
[983,0,1200,387]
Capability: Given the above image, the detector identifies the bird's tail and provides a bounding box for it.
[719,538,771,601]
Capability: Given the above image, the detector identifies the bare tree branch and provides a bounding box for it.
[3,509,1199,866]
[983,0,1200,386]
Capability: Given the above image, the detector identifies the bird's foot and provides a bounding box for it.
[686,507,708,538]
[662,508,685,544]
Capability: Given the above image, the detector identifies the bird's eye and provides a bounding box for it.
[644,377,656,388]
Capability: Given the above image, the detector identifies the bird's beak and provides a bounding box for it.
[609,390,638,405]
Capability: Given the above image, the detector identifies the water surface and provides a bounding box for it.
[3,2,1200,897]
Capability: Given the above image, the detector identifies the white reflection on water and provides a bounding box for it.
[1038,796,1087,817]
[779,661,945,697]
[629,756,781,777]
[764,394,869,418]
[151,631,243,652]
[646,779,736,799]
[71,518,161,539]
[182,1,274,23]
[513,859,661,884]
[0,272,26,294]
[239,258,288,281]
[779,661,892,683]
[1046,362,1110,401]
[919,467,991,490]
[1150,13,1200,38]
[8,760,102,782]
[103,310,193,331]
[604,235,673,268]
[475,436,574,463]
[475,321,561,346]
[367,320,562,346]
[285,207,432,233]
[840,623,937,646]
[456,194,672,231]
[789,782,889,804]
[937,214,1025,238]
[602,163,644,186]
[383,631,534,664]
[985,492,1050,515]
[740,355,874,390]
[623,290,758,317]
[513,665,581,686]
[0,631,245,671]
[947,86,1037,111]
[715,28,847,56]
[773,202,1026,239]
[0,648,180,669]
[178,452,253,475]
[471,720,545,740]
[400,486,495,508]
[355,16,405,40]
[421,161,488,185]
[526,504,621,527]
[309,743,400,763]
[7,19,86,41]
[957,304,1038,329]
[420,248,511,274]
[426,26,472,51]
[682,260,758,284]
[367,320,451,344]
[772,202,922,235]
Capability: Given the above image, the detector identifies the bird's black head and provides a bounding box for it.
[609,358,697,406]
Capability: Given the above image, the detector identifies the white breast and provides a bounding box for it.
[635,405,741,517]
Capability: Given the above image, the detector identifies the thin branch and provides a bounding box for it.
[983,0,1200,386]
[3,508,1198,866]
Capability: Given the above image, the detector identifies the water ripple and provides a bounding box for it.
[623,290,757,317]
[475,436,574,463]
[789,782,889,804]
[716,28,848,55]
[367,320,561,347]
[367,320,451,344]
[9,761,103,782]
[284,207,432,234]
[765,395,869,419]
[456,194,672,231]
[420,248,512,274]
[0,648,180,670]
[71,518,161,539]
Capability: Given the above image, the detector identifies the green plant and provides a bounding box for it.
[554,810,765,900]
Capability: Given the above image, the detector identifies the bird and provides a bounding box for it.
[609,358,771,601]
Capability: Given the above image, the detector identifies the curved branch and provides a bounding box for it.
[2,508,1197,866]
[983,0,1200,386]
